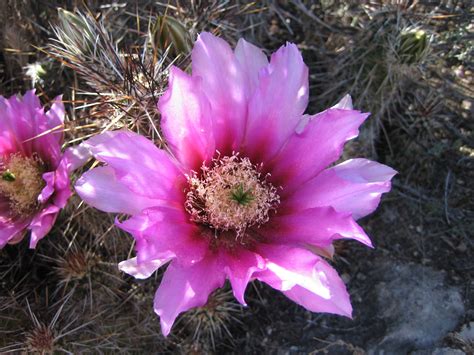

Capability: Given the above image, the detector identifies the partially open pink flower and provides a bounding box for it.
[0,90,71,248]
[75,33,396,335]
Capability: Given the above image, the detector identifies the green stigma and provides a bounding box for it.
[2,170,16,182]
[230,184,254,205]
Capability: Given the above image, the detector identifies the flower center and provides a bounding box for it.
[0,153,46,216]
[185,154,280,236]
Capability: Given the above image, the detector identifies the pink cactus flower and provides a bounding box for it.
[75,33,396,335]
[0,90,71,248]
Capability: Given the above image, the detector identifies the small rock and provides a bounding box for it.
[433,349,464,355]
[412,348,464,355]
[368,261,465,353]
[458,321,474,343]
[454,65,465,78]
[461,99,472,111]
[457,242,468,253]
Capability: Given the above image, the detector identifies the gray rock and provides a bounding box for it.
[458,321,474,343]
[432,348,465,355]
[412,347,465,355]
[368,261,465,354]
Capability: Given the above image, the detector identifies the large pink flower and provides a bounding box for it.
[0,90,71,248]
[75,33,396,335]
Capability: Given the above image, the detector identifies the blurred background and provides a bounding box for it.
[0,1,472,353]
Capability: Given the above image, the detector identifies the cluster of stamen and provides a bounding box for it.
[185,154,280,238]
[0,153,45,216]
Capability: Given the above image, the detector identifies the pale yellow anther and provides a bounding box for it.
[0,153,45,216]
[185,154,280,237]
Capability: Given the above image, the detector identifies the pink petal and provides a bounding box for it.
[44,96,66,144]
[116,206,207,266]
[45,96,65,127]
[38,172,55,203]
[22,90,43,110]
[270,108,369,193]
[332,94,353,110]
[0,93,38,156]
[262,206,372,248]
[255,244,352,317]
[82,130,184,203]
[29,204,60,248]
[243,42,309,163]
[287,159,396,220]
[63,144,92,172]
[222,248,265,305]
[0,133,15,157]
[50,159,72,208]
[283,275,352,317]
[32,135,62,168]
[234,38,268,96]
[0,91,62,165]
[119,257,172,279]
[192,32,247,153]
[154,255,226,336]
[75,166,160,214]
[6,229,27,245]
[0,218,29,248]
[158,66,215,171]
